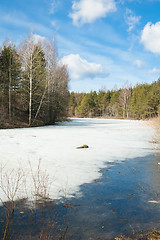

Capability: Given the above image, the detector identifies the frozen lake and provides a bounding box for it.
[0,118,155,202]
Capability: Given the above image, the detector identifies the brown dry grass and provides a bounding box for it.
[142,116,160,128]
[115,230,160,240]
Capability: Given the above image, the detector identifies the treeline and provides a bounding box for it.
[69,80,160,119]
[0,34,69,128]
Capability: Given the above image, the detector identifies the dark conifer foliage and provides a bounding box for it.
[1,35,160,128]
[0,44,21,124]
[0,35,69,128]
[69,80,160,119]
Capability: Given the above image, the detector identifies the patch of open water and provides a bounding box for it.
[1,154,160,239]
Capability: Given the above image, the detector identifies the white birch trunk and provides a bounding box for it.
[29,55,32,126]
[8,54,11,120]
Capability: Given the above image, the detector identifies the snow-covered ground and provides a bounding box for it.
[0,118,155,202]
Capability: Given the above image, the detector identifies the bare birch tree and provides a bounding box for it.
[43,38,69,123]
[0,33,69,127]
[19,33,35,126]
[119,81,132,118]
[19,33,47,126]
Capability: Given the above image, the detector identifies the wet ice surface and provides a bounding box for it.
[0,118,159,239]
[0,118,155,202]
[1,154,160,240]
[64,154,160,239]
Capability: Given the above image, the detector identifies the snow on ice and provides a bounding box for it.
[0,118,155,202]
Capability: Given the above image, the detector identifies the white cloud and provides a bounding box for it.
[51,20,57,27]
[125,8,141,32]
[2,13,30,28]
[33,34,46,44]
[0,11,51,36]
[119,0,142,3]
[149,68,160,74]
[141,22,160,54]
[60,54,107,80]
[69,0,117,26]
[49,0,57,14]
[51,20,59,30]
[133,59,143,68]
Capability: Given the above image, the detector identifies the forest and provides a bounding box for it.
[0,34,69,128]
[1,33,160,129]
[69,80,160,119]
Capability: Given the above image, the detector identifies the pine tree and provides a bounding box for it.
[0,44,21,121]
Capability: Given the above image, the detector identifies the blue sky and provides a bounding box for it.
[1,0,160,92]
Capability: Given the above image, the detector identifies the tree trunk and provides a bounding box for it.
[33,86,47,124]
[29,56,33,126]
[8,55,12,120]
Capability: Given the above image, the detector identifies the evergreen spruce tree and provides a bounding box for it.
[0,44,21,121]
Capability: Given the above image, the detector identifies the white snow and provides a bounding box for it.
[0,118,155,202]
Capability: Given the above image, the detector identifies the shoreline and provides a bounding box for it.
[0,115,158,130]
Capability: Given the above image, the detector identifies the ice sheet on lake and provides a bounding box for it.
[0,118,155,202]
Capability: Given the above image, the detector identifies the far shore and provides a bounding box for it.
[1,115,160,130]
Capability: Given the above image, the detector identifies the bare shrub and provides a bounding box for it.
[0,166,25,214]
[0,166,25,240]
[29,160,51,202]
